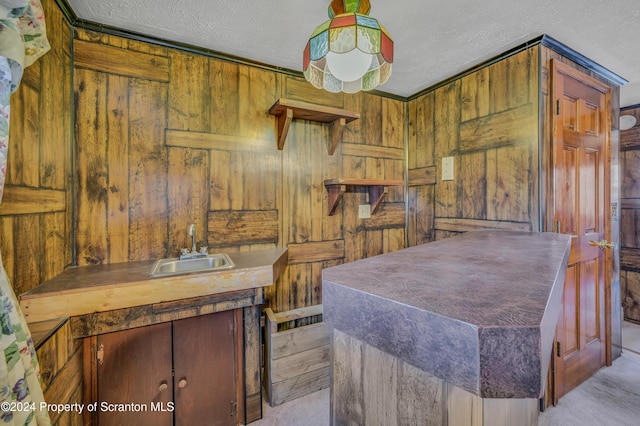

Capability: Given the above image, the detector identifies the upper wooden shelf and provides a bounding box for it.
[269,98,360,155]
[324,178,403,216]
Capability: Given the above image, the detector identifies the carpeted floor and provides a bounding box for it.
[255,321,640,426]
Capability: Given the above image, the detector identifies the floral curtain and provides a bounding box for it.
[0,0,51,424]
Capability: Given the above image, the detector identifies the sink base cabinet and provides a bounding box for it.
[89,309,243,425]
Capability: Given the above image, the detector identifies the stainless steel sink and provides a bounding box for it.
[149,254,235,277]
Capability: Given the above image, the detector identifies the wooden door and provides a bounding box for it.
[97,322,174,426]
[173,310,240,426]
[552,60,611,400]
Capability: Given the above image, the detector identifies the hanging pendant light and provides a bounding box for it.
[303,0,393,93]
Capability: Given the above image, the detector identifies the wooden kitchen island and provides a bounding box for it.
[322,230,571,426]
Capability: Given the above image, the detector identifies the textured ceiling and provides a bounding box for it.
[66,0,640,107]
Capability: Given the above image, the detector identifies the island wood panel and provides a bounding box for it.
[408,48,539,247]
[331,329,539,426]
[619,104,640,322]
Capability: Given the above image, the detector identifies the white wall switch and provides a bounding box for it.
[442,156,454,181]
[358,204,371,219]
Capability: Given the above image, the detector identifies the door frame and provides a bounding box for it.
[546,58,613,401]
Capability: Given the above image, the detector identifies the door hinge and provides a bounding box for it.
[96,343,104,366]
[230,400,237,417]
[556,99,560,115]
[556,341,561,357]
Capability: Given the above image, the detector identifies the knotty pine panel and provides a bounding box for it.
[75,27,168,57]
[128,79,169,262]
[36,320,83,425]
[75,68,109,265]
[168,147,209,255]
[74,39,170,82]
[407,47,539,245]
[168,50,211,132]
[106,75,130,264]
[71,30,404,317]
[0,0,73,296]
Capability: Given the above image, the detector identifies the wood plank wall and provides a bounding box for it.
[406,45,622,363]
[620,105,640,322]
[0,1,83,425]
[407,48,540,245]
[72,29,405,313]
[0,0,72,295]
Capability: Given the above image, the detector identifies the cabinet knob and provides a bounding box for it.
[178,378,187,388]
[159,381,168,392]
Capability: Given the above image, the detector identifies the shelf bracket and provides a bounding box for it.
[368,186,387,214]
[326,184,346,216]
[276,108,293,150]
[328,117,347,155]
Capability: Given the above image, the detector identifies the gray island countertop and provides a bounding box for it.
[322,229,571,398]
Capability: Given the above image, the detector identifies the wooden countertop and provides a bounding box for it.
[20,248,288,323]
[322,230,571,399]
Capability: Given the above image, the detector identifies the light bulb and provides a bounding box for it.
[326,49,372,82]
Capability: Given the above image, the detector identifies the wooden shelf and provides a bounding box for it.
[324,178,403,216]
[269,98,360,155]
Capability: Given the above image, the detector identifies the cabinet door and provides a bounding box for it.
[97,322,173,426]
[173,310,239,426]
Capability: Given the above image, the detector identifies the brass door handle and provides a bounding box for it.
[589,240,615,250]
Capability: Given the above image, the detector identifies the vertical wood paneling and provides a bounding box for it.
[408,47,540,245]
[14,216,39,296]
[167,147,209,255]
[461,67,490,122]
[209,60,240,135]
[106,75,130,264]
[168,51,210,132]
[75,69,108,265]
[127,79,168,261]
[1,0,77,416]
[42,212,66,282]
[434,81,461,219]
[332,330,364,425]
[461,152,486,219]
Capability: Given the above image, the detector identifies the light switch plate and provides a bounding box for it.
[442,156,454,181]
[358,204,371,219]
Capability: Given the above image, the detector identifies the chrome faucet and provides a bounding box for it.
[188,223,197,253]
[180,224,208,259]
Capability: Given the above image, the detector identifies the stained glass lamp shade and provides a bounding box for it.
[303,0,393,93]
